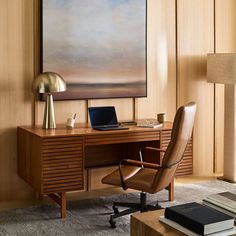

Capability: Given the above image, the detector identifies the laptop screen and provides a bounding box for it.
[88,106,118,127]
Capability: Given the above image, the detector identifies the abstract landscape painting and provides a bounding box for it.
[42,0,147,100]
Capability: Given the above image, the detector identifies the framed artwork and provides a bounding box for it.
[42,0,147,100]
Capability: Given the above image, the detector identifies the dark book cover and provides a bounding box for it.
[164,202,234,235]
[219,192,236,201]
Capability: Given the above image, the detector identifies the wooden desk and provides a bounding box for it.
[131,209,182,236]
[17,122,192,218]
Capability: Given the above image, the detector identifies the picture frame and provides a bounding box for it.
[41,0,147,100]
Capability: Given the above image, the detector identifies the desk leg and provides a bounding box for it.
[168,180,174,201]
[60,193,66,218]
[48,192,67,218]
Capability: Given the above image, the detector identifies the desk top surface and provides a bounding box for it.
[18,121,172,138]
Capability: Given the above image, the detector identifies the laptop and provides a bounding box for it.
[88,106,129,131]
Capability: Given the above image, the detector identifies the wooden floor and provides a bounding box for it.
[0,175,221,212]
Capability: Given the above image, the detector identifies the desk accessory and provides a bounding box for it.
[137,119,162,128]
[32,72,66,129]
[67,113,76,129]
[164,202,234,235]
[159,216,236,236]
[157,113,166,123]
[203,191,236,218]
[88,106,129,131]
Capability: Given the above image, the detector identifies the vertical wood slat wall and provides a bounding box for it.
[177,0,215,175]
[0,0,236,200]
[0,0,34,200]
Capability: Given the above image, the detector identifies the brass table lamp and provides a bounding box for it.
[33,72,66,129]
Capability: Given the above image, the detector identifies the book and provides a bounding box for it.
[204,191,236,214]
[159,216,236,236]
[136,120,163,128]
[164,202,234,235]
[202,200,236,219]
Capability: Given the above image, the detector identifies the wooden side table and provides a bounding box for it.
[131,209,182,236]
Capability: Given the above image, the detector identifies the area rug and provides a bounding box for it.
[0,180,236,236]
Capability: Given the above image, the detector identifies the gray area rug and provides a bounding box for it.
[0,180,236,236]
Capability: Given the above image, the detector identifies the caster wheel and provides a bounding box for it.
[109,216,116,228]
[113,206,119,214]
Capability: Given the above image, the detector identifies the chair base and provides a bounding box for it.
[109,192,162,228]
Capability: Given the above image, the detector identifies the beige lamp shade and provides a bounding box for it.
[207,53,236,84]
[32,72,66,93]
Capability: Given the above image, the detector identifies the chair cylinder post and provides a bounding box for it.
[140,192,147,212]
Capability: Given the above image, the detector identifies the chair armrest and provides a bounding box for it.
[139,147,166,166]
[120,159,161,170]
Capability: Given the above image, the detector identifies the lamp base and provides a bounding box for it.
[217,176,236,184]
[223,84,236,182]
[43,93,56,129]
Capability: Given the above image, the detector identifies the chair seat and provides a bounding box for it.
[102,165,141,187]
[126,168,157,193]
[102,165,157,192]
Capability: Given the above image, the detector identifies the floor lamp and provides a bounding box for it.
[207,53,236,182]
[32,72,66,129]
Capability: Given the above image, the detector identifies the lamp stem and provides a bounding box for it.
[43,93,56,129]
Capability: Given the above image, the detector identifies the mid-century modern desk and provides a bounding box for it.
[17,122,193,218]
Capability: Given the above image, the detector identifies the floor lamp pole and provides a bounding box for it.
[223,84,236,182]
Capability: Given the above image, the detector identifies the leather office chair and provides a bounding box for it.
[102,102,197,228]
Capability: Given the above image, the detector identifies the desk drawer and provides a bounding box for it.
[85,131,160,145]
[160,131,193,177]
[42,136,84,194]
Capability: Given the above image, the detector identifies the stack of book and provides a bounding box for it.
[203,191,236,219]
[159,202,236,235]
[136,119,162,128]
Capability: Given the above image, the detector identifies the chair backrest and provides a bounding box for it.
[150,102,196,193]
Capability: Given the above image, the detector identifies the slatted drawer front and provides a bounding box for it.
[176,138,193,176]
[42,136,84,194]
[160,130,172,149]
[160,131,193,177]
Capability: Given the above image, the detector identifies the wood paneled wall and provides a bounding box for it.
[177,0,215,175]
[0,0,235,200]
[0,0,35,200]
[135,0,176,121]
